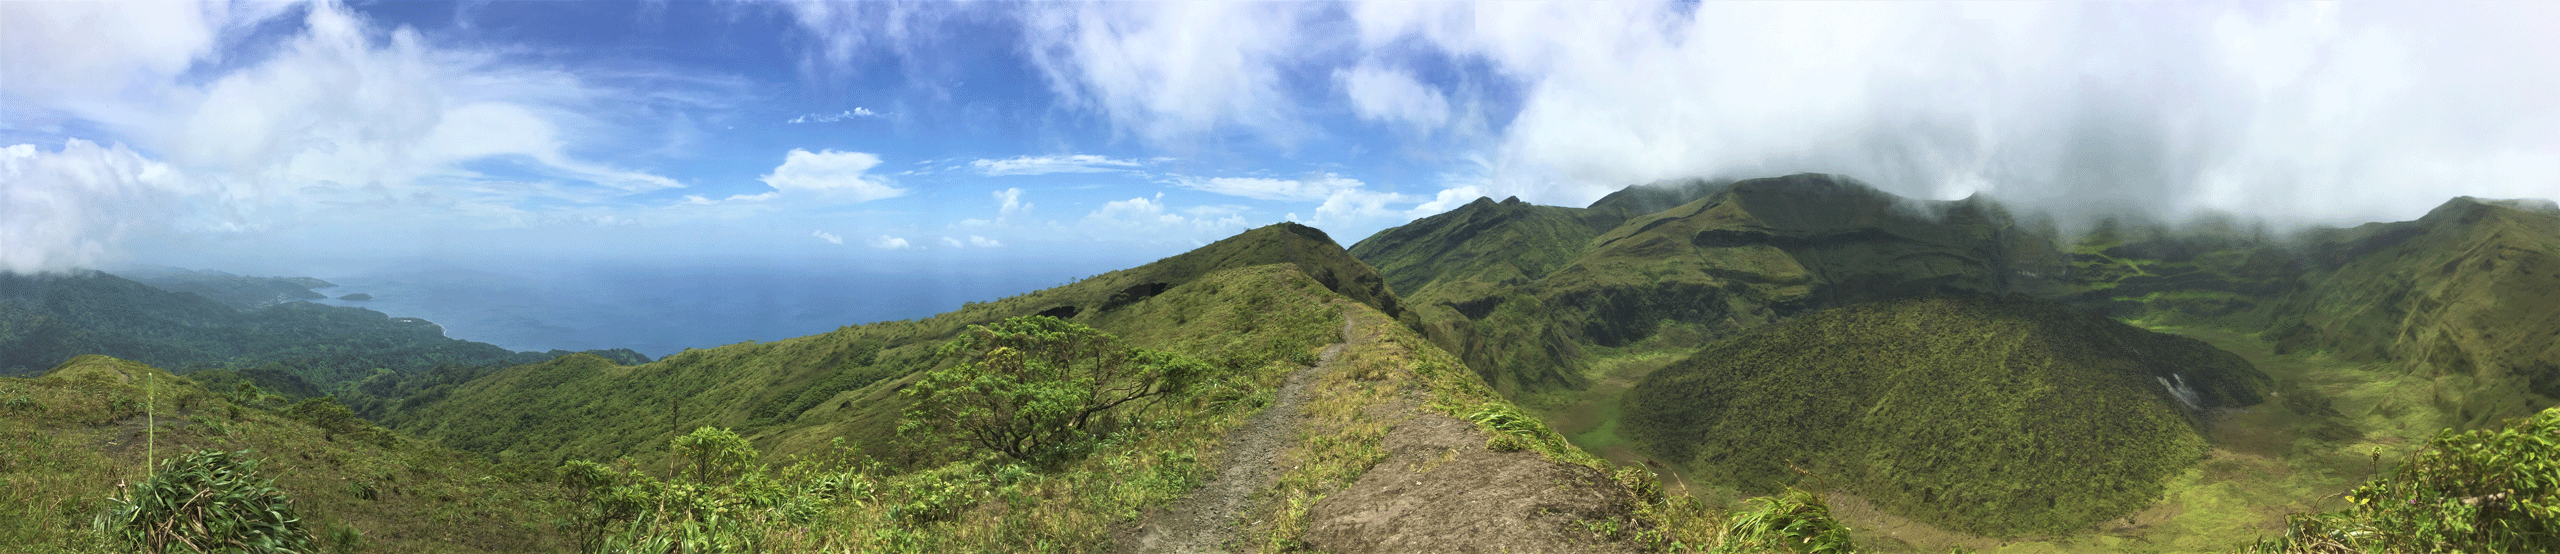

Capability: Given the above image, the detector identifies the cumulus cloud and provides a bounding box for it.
[2,0,708,268]
[811,230,844,245]
[1,140,194,273]
[870,235,913,250]
[971,154,1142,176]
[742,149,905,202]
[786,108,880,123]
[0,0,294,112]
[995,187,1030,220]
[1020,2,1319,145]
[1337,63,1451,129]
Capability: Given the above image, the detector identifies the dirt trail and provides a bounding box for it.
[1122,310,1357,554]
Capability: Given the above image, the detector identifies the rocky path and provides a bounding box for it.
[1123,309,1356,554]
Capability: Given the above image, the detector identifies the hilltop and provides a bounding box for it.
[390,222,1407,467]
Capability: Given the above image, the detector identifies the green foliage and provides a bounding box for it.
[2252,406,2560,553]
[901,316,1205,466]
[3,355,574,552]
[285,397,363,437]
[105,449,317,553]
[1625,295,2270,537]
[1713,488,1857,554]
[671,427,758,486]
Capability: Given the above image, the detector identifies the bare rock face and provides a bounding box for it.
[1301,412,1641,554]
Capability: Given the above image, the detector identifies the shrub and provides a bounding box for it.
[285,396,365,437]
[672,427,758,487]
[901,316,1206,466]
[2253,407,2560,553]
[1715,488,1856,554]
[104,449,316,553]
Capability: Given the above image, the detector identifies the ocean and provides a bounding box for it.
[311,263,1090,358]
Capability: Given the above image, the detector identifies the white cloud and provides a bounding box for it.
[1337,63,1451,129]
[0,140,195,273]
[811,230,844,245]
[746,149,905,202]
[969,235,1002,247]
[970,154,1143,176]
[1020,2,1318,145]
[870,235,913,250]
[991,2,2560,226]
[0,0,294,111]
[786,108,881,123]
[1,0,714,267]
[1406,185,1488,219]
[1359,2,2560,223]
[1310,187,1422,228]
[1081,193,1254,243]
[1176,173,1370,202]
[939,237,964,248]
[995,187,1030,220]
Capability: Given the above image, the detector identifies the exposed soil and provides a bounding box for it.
[1298,409,1643,554]
[1120,312,1357,553]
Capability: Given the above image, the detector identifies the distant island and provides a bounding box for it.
[338,293,373,301]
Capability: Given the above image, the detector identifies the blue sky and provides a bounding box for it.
[5,1,2556,277]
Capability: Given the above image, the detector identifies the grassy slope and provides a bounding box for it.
[2263,198,2560,430]
[1623,296,2273,537]
[391,222,1405,468]
[0,355,569,553]
[1347,195,1627,394]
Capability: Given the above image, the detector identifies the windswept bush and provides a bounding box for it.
[104,449,316,553]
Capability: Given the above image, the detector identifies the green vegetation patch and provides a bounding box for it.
[2254,406,2560,552]
[1625,295,2274,537]
[1,355,571,552]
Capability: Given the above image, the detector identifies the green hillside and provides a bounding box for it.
[2263,197,2560,430]
[1,355,570,552]
[1623,295,2273,537]
[0,271,645,400]
[114,266,338,311]
[1354,173,2079,398]
[2056,197,2560,431]
[389,222,1403,468]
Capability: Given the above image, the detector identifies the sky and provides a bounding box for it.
[5,0,2557,277]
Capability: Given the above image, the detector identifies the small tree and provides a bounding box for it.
[901,316,1205,465]
[671,426,758,486]
[286,396,364,438]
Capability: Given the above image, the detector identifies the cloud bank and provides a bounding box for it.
[1013,1,2560,225]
